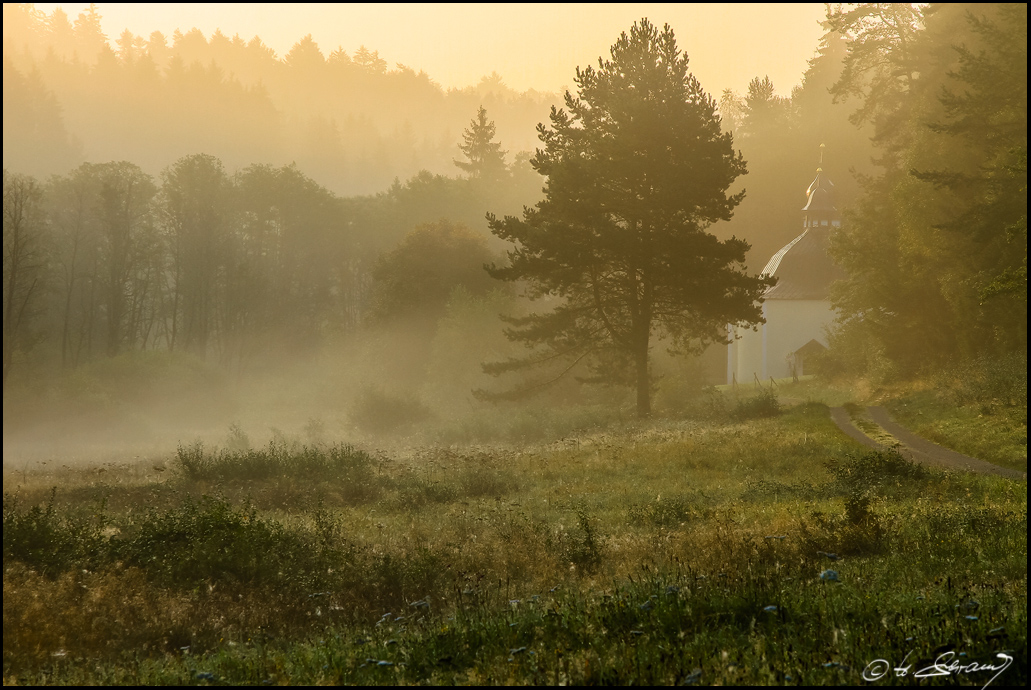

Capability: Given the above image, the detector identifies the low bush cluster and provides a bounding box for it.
[731,388,782,421]
[3,489,108,576]
[4,493,341,593]
[825,448,930,489]
[176,440,377,484]
[349,387,434,434]
[936,353,1028,411]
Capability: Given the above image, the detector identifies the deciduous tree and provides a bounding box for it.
[369,219,496,326]
[3,170,49,388]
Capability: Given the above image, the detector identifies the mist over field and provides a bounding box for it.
[2,2,1025,453]
[2,4,1026,685]
[1,0,1023,467]
[1,3,873,459]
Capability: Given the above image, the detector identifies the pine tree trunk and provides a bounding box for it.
[635,341,651,418]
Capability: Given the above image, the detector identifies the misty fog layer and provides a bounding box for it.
[3,4,1026,465]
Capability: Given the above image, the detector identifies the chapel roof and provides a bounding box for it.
[802,168,837,214]
[761,150,846,301]
[760,226,845,300]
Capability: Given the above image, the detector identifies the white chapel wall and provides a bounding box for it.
[729,300,835,383]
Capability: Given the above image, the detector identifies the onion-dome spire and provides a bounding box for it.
[802,144,838,224]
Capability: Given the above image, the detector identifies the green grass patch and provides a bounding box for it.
[887,391,1027,474]
[3,392,1026,685]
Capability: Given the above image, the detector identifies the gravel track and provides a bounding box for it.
[829,405,1026,480]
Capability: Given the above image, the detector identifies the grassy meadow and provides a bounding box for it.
[3,379,1027,685]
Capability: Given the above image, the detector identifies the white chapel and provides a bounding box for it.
[727,149,845,384]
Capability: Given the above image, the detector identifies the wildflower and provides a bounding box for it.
[377,660,394,667]
[194,671,216,680]
[965,615,979,621]
[819,569,840,582]
[639,600,655,611]
[763,605,778,613]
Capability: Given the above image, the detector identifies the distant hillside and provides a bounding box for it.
[2,4,561,195]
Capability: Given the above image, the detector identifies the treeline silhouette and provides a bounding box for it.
[3,145,542,389]
[6,3,1020,397]
[3,4,877,274]
[0,4,877,393]
[823,3,1026,373]
[2,4,559,195]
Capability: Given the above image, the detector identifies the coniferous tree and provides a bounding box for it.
[828,3,1027,370]
[484,19,772,417]
[454,106,508,181]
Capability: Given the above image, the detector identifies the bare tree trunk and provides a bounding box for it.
[3,173,46,389]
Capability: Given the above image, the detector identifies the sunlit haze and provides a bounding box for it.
[32,3,826,95]
[3,4,1027,680]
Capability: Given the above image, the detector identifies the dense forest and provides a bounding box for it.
[2,4,558,195]
[825,3,1027,375]
[2,4,1027,443]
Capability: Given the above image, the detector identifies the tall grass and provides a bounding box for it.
[175,441,377,483]
[3,401,1026,684]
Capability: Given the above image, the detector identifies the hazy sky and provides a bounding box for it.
[33,3,827,96]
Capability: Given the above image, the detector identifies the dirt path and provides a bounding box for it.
[828,407,883,450]
[829,405,1026,480]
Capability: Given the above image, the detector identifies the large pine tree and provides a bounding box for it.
[484,19,772,417]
